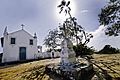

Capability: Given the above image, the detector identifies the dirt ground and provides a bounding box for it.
[0,54,120,80]
[0,58,61,80]
[92,54,120,79]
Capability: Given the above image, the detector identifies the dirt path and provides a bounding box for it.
[0,58,60,80]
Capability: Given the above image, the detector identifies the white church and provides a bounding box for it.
[1,27,38,63]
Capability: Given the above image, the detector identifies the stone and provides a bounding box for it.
[60,38,76,65]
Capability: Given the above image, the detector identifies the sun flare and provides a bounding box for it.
[55,0,76,21]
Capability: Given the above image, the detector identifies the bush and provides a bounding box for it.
[73,44,94,57]
[97,45,119,54]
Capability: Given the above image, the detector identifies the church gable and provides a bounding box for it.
[9,29,34,39]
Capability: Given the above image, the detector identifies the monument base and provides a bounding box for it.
[45,58,95,80]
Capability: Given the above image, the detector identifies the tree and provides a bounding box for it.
[57,0,93,56]
[44,0,93,56]
[58,18,93,45]
[98,0,120,36]
[98,45,119,54]
[58,0,93,45]
[43,29,60,51]
[73,45,94,57]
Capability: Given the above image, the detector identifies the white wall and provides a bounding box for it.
[2,30,38,62]
[41,51,60,58]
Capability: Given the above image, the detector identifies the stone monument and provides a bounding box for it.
[60,38,76,65]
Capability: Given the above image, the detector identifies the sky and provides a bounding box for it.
[0,0,119,52]
[87,25,120,51]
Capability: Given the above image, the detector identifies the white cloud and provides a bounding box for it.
[87,25,120,51]
[80,10,89,13]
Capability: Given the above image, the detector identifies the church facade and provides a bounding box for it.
[1,27,38,63]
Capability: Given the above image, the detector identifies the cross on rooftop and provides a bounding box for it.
[21,24,25,30]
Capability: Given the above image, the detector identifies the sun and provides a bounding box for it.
[55,0,76,21]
